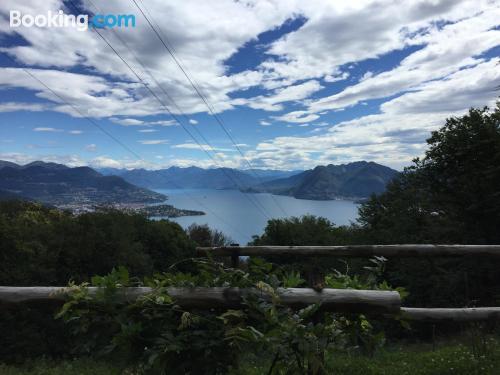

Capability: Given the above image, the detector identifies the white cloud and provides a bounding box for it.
[33,127,62,132]
[149,120,177,126]
[139,139,169,145]
[233,80,323,111]
[324,72,349,83]
[0,0,298,116]
[0,152,85,167]
[110,117,178,127]
[307,8,500,114]
[0,102,49,112]
[189,119,198,124]
[138,129,158,133]
[110,118,145,126]
[90,156,122,169]
[259,120,271,126]
[0,0,497,122]
[172,143,236,152]
[273,111,319,123]
[85,143,97,152]
[68,130,83,135]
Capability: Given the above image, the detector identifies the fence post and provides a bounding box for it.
[306,266,326,375]
[230,243,240,268]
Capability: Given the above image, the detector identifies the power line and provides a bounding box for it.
[83,0,272,219]
[1,52,253,241]
[131,0,290,218]
[63,0,272,221]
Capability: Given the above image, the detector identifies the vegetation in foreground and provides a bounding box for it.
[2,339,500,375]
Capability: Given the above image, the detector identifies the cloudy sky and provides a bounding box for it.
[0,0,499,171]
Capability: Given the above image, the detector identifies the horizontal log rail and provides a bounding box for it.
[2,287,500,321]
[196,245,500,258]
[0,287,500,322]
[0,286,401,314]
[401,307,500,322]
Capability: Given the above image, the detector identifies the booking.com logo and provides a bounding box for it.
[10,10,136,31]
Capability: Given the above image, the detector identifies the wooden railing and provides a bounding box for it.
[196,244,500,258]
[0,286,400,314]
[1,245,500,322]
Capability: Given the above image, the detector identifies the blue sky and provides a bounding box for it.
[0,0,499,170]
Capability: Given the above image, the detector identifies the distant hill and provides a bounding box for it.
[0,161,165,205]
[245,161,398,200]
[108,167,302,190]
[0,188,31,202]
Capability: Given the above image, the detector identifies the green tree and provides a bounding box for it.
[250,215,355,246]
[186,223,232,247]
[359,104,500,244]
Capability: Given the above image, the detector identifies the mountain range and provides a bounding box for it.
[0,160,398,204]
[98,166,301,190]
[0,161,165,206]
[100,161,397,200]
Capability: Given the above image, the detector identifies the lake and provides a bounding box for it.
[154,189,360,245]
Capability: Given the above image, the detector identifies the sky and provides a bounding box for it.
[0,0,499,171]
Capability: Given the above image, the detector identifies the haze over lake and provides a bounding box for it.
[154,189,359,245]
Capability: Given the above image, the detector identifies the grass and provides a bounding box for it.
[326,340,500,375]
[1,338,499,374]
[0,358,122,375]
[238,337,500,375]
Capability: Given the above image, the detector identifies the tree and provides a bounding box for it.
[359,103,500,244]
[186,223,232,247]
[250,215,354,246]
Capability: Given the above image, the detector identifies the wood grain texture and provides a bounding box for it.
[196,245,500,258]
[401,307,500,322]
[0,286,400,313]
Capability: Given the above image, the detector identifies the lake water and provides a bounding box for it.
[154,189,360,245]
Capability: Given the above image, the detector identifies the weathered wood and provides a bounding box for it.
[0,286,401,314]
[196,245,500,258]
[401,307,500,322]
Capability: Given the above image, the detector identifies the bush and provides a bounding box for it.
[57,258,401,374]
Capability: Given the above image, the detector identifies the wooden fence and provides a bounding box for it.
[1,245,500,322]
[196,244,500,258]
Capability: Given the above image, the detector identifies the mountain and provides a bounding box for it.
[115,167,303,190]
[0,161,165,205]
[246,161,398,200]
[242,169,303,181]
[96,167,127,176]
[120,167,254,189]
[0,188,31,202]
[0,160,21,169]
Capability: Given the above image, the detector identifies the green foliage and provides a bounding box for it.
[250,215,356,246]
[0,201,196,285]
[58,258,402,374]
[186,223,233,247]
[359,104,500,245]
